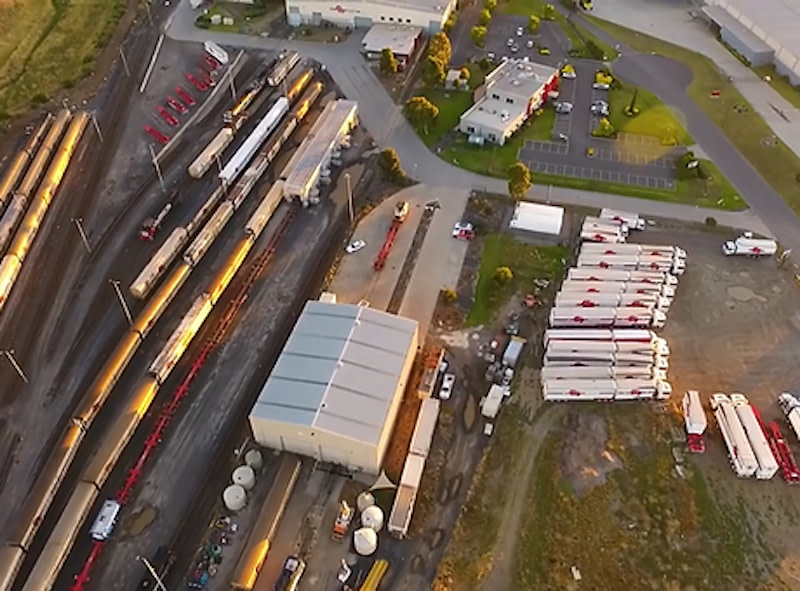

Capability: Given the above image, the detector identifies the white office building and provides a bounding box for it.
[285,0,457,33]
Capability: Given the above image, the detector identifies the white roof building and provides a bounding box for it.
[285,0,457,33]
[509,201,564,236]
[703,0,800,81]
[459,59,559,146]
[361,24,424,60]
[248,301,419,474]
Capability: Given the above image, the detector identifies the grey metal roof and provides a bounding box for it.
[707,0,800,62]
[251,301,418,446]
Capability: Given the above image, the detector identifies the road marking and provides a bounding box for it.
[140,33,164,95]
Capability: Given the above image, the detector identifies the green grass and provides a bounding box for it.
[588,16,800,216]
[468,233,566,326]
[464,62,487,90]
[513,407,766,589]
[414,89,474,147]
[607,84,693,145]
[752,65,800,110]
[0,0,126,118]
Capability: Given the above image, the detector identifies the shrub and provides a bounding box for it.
[441,288,458,304]
[478,8,492,25]
[705,216,717,227]
[494,266,513,284]
[479,56,492,71]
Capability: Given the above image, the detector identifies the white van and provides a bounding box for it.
[89,500,121,541]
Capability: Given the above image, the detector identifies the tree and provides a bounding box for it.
[380,148,406,182]
[542,3,556,19]
[428,31,452,66]
[507,162,532,199]
[478,8,492,25]
[379,48,398,75]
[405,96,439,131]
[478,55,492,70]
[422,55,447,87]
[470,26,487,48]
[484,0,497,10]
[494,266,513,284]
[459,66,470,81]
[528,14,540,32]
[592,117,615,138]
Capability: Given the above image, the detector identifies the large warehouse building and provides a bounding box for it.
[284,0,457,33]
[702,0,800,83]
[248,300,419,474]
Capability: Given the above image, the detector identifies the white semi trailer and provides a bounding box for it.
[599,208,646,231]
[581,243,686,260]
[560,280,677,298]
[542,365,666,381]
[682,390,707,453]
[555,292,671,311]
[547,338,669,356]
[710,393,758,478]
[542,377,671,401]
[567,267,680,286]
[778,392,800,443]
[549,306,667,329]
[543,328,665,345]
[584,215,629,236]
[730,394,778,480]
[578,253,686,276]
[581,227,625,244]
[722,233,777,257]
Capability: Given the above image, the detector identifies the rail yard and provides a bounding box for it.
[5,5,800,591]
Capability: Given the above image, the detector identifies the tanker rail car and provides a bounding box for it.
[16,190,295,591]
[131,76,320,301]
[0,114,53,212]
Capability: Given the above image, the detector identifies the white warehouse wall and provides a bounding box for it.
[285,0,456,32]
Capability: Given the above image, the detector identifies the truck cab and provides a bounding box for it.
[394,201,409,222]
[274,556,305,591]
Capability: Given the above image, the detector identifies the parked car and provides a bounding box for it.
[516,26,524,36]
[561,67,577,79]
[554,132,569,142]
[539,47,551,55]
[511,44,519,53]
[487,52,496,61]
[440,374,456,400]
[345,239,366,253]
[507,38,514,47]
[166,96,188,115]
[452,221,474,240]
[592,82,610,90]
[526,39,534,48]
[555,102,573,114]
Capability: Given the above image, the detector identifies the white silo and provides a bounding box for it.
[223,485,247,511]
[232,465,256,490]
[245,449,263,470]
[356,491,376,512]
[361,505,384,532]
[353,527,378,556]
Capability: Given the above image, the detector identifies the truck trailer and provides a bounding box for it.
[722,233,777,257]
[555,292,671,311]
[581,242,686,260]
[730,394,778,480]
[682,390,707,453]
[778,392,800,443]
[542,365,665,381]
[560,279,676,299]
[549,306,667,329]
[578,253,686,276]
[542,377,671,401]
[544,328,664,345]
[710,393,758,478]
[547,338,669,355]
[567,267,680,286]
[584,215,630,235]
[599,208,646,231]
[580,227,626,244]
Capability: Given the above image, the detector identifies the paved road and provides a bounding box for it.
[164,1,773,240]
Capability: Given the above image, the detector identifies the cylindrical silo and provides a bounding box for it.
[353,527,378,556]
[361,505,385,533]
[232,465,256,490]
[223,485,247,511]
[356,491,375,512]
[244,449,263,470]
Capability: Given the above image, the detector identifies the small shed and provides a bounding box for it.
[509,201,564,236]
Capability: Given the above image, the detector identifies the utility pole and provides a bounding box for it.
[145,0,153,26]
[90,111,103,142]
[229,70,237,101]
[344,173,353,224]
[412,162,418,181]
[119,46,131,77]
[136,556,168,591]
[148,144,165,192]
[110,279,134,327]
[3,350,28,384]
[72,217,92,253]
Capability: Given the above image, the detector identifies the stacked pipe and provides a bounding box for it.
[542,238,687,402]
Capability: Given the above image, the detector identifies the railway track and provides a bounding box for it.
[386,207,435,314]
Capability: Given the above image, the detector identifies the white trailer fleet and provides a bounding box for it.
[542,230,683,402]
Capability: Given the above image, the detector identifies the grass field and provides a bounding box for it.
[752,65,800,110]
[607,83,693,145]
[414,89,474,147]
[0,0,126,118]
[588,17,800,216]
[514,406,768,590]
[467,234,566,326]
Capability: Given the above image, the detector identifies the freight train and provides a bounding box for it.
[132,77,321,300]
[0,112,89,316]
[0,83,323,591]
[0,114,53,211]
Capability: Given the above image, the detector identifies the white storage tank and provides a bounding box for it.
[353,527,378,556]
[232,465,256,490]
[356,491,375,512]
[223,485,247,511]
[244,449,263,470]
[361,505,384,532]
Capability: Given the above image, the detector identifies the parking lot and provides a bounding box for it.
[481,13,568,68]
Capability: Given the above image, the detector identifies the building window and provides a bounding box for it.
[389,16,394,21]
[488,133,497,141]
[380,16,385,20]
[506,97,514,104]
[406,18,411,22]
[467,126,475,133]
[491,93,499,100]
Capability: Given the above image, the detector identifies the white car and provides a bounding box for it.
[452,221,474,239]
[511,44,519,53]
[592,83,610,90]
[440,373,456,400]
[555,102,573,114]
[561,70,577,80]
[526,40,534,48]
[507,38,514,47]
[516,26,524,36]
[345,239,366,253]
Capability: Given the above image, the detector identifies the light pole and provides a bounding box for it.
[412,162,418,181]
[136,556,168,591]
[110,279,134,327]
[344,173,353,224]
[148,144,165,192]
[3,349,28,384]
[72,217,92,253]
[229,70,237,102]
[90,111,103,143]
[119,45,131,77]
